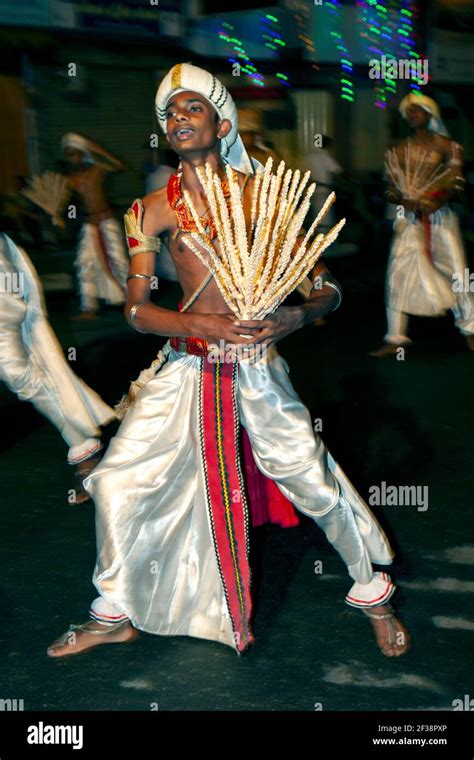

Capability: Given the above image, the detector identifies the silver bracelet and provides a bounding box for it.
[127,273,152,282]
[312,273,342,311]
[325,281,342,310]
[129,301,148,333]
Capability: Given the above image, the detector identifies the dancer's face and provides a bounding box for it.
[405,104,431,129]
[64,148,85,167]
[164,90,231,156]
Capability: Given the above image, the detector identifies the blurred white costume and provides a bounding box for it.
[75,217,128,312]
[0,233,115,463]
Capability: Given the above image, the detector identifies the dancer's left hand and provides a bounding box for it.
[233,306,301,349]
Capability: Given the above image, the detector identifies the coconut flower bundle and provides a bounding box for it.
[21,171,70,228]
[385,144,452,201]
[181,157,346,321]
[114,157,345,420]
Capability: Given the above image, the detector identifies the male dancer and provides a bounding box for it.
[48,64,410,659]
[238,107,282,168]
[62,133,129,319]
[370,94,474,357]
[0,234,116,502]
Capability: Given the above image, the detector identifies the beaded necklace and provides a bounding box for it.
[167,163,232,240]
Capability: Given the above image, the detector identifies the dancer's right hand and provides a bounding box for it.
[190,313,267,346]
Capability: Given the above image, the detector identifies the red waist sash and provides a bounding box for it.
[170,311,299,653]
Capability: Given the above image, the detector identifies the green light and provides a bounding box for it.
[369,26,381,34]
[341,94,354,102]
[276,73,288,80]
[266,14,278,22]
[265,43,277,50]
[274,39,286,46]
[341,87,353,94]
[397,29,409,36]
[341,78,352,86]
[401,9,412,16]
[376,5,387,13]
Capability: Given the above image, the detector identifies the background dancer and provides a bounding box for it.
[62,133,129,319]
[370,94,474,357]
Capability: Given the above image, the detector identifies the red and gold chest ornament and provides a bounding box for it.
[167,170,232,240]
[124,199,162,257]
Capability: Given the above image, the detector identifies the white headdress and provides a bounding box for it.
[155,63,262,175]
[61,132,94,164]
[399,94,449,137]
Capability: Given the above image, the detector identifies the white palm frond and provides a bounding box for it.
[21,171,70,227]
[385,145,451,201]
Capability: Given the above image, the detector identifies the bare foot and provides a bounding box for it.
[368,343,403,358]
[362,604,411,657]
[47,620,138,658]
[73,454,102,505]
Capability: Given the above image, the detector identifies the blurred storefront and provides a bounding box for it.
[0,0,473,199]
